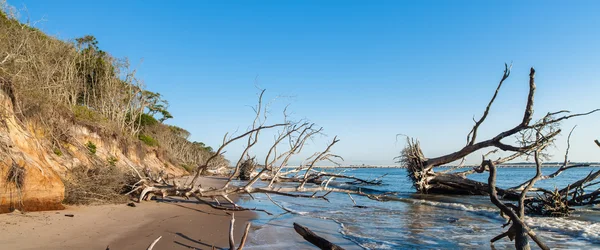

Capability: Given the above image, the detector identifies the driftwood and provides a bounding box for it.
[229,213,251,250]
[125,77,598,249]
[238,158,257,181]
[398,66,599,247]
[268,172,384,187]
[479,152,549,250]
[399,66,600,209]
[146,236,162,250]
[125,89,389,249]
[293,223,345,250]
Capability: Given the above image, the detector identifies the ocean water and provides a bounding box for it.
[237,167,600,249]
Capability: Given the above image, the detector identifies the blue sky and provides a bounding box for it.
[12,1,600,165]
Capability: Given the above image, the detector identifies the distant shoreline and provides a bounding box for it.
[270,163,600,169]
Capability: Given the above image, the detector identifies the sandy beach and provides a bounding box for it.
[0,177,256,250]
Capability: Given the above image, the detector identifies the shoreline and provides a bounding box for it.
[0,176,256,250]
[244,214,363,249]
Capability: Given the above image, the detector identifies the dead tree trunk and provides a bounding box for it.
[478,152,549,250]
[293,223,345,250]
[427,172,520,199]
[399,65,599,199]
[127,89,396,250]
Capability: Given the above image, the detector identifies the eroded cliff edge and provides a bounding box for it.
[0,88,187,212]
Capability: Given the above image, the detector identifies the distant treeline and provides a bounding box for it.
[335,163,600,169]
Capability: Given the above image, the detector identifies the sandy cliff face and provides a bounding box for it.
[0,89,186,213]
[0,89,65,212]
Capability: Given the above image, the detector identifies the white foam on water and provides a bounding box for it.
[409,199,496,213]
[572,207,600,213]
[404,198,506,223]
[314,215,397,250]
[527,217,600,243]
[396,198,600,246]
[277,200,309,215]
[359,242,394,249]
[247,190,600,248]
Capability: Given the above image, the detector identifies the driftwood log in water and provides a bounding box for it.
[293,223,345,250]
[124,89,390,250]
[399,66,600,209]
[131,89,390,212]
[268,172,384,186]
[398,65,600,248]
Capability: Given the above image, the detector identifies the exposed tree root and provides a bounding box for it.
[399,66,600,217]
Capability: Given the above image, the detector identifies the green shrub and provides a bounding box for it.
[181,164,195,173]
[169,125,191,139]
[137,113,158,127]
[138,134,158,146]
[107,156,118,166]
[85,141,97,154]
[192,141,214,152]
[72,105,106,123]
[53,148,63,156]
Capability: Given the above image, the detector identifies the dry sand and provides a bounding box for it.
[0,177,255,250]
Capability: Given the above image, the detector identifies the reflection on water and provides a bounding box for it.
[404,202,438,248]
[237,167,600,249]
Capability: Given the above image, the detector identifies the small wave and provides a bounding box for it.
[573,207,600,213]
[312,215,396,250]
[527,217,600,243]
[401,198,504,222]
[359,242,394,249]
[277,200,309,215]
[409,199,496,213]
[341,227,398,250]
[413,199,600,244]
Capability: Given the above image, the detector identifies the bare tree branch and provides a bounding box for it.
[509,126,588,190]
[299,136,340,189]
[400,66,599,197]
[467,63,511,146]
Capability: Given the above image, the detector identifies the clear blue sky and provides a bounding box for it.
[12,0,600,165]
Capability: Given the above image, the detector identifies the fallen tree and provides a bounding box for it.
[127,89,386,217]
[399,66,600,248]
[124,69,598,248]
[399,65,599,208]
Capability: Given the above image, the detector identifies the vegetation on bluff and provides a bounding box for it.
[0,4,226,205]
